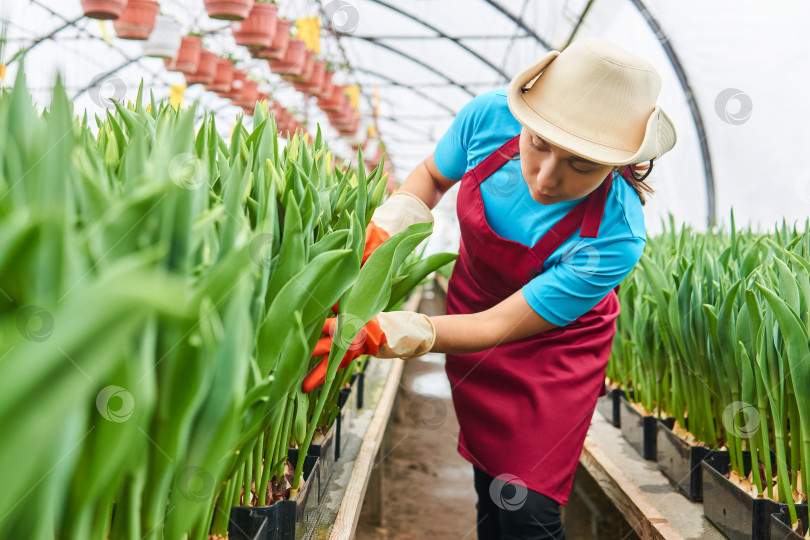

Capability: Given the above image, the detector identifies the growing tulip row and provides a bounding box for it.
[608,214,810,527]
[0,71,451,539]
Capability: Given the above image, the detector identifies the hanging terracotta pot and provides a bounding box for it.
[184,50,217,85]
[234,80,259,108]
[232,2,277,48]
[221,70,247,100]
[206,59,235,93]
[338,114,359,136]
[165,36,202,73]
[284,50,313,83]
[303,60,326,96]
[82,0,127,20]
[204,0,254,21]
[113,0,159,40]
[328,99,354,128]
[252,17,291,60]
[315,69,334,99]
[317,84,345,112]
[268,38,305,76]
[142,14,181,57]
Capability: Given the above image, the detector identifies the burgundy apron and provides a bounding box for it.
[444,134,621,506]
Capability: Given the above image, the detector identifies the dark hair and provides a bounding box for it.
[621,162,655,205]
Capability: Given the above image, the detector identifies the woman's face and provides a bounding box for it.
[518,127,614,205]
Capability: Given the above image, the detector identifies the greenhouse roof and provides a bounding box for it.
[3,0,810,232]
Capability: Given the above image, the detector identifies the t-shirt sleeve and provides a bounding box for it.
[433,92,493,180]
[521,235,646,326]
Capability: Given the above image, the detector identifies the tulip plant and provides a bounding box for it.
[0,69,453,539]
[608,213,810,531]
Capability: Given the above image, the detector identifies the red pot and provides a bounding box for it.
[82,0,127,19]
[316,69,334,99]
[338,114,359,136]
[268,38,305,76]
[165,36,202,73]
[234,80,259,107]
[257,17,291,60]
[206,59,234,93]
[221,70,247,100]
[317,84,345,112]
[113,0,159,40]
[204,0,254,21]
[328,99,354,127]
[284,50,313,82]
[303,60,326,96]
[184,50,217,85]
[232,2,277,48]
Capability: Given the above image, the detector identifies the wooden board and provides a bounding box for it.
[580,437,685,540]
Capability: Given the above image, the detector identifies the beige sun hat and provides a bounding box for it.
[507,39,677,166]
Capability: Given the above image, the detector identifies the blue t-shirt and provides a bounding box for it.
[434,89,646,326]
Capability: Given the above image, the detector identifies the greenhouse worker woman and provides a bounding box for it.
[305,39,676,539]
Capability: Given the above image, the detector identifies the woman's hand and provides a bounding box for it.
[430,289,558,354]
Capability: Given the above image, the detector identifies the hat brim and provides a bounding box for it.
[507,51,677,166]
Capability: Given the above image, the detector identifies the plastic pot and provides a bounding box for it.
[702,451,781,540]
[770,505,810,540]
[289,421,337,500]
[141,14,181,58]
[595,385,626,428]
[232,2,277,48]
[352,371,364,409]
[204,0,254,21]
[184,49,217,85]
[336,387,353,459]
[656,418,716,501]
[227,453,319,540]
[206,59,234,93]
[268,38,305,77]
[112,0,159,40]
[251,17,291,60]
[81,0,127,20]
[618,395,675,460]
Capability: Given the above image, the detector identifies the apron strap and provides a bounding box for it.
[579,174,614,238]
[469,134,521,185]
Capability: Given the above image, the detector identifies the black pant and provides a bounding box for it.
[473,465,566,540]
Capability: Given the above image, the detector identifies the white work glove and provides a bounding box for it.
[364,192,434,263]
[375,311,436,359]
